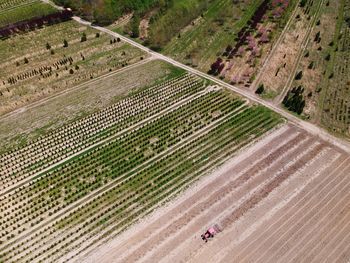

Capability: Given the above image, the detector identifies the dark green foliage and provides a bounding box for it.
[96,32,100,38]
[148,0,210,47]
[300,0,307,7]
[53,0,169,25]
[325,53,331,61]
[308,61,314,69]
[295,71,303,80]
[46,42,51,50]
[81,33,87,42]
[63,39,68,47]
[130,15,140,38]
[255,84,265,95]
[282,86,305,115]
[314,31,320,42]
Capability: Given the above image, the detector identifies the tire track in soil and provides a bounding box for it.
[288,205,350,263]
[257,169,350,263]
[118,133,314,263]
[275,175,350,263]
[74,125,296,263]
[224,153,349,262]
[196,147,340,263]
[230,158,350,263]
[143,138,320,263]
[219,143,325,229]
[307,209,350,263]
[328,222,350,263]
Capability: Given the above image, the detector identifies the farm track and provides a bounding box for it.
[80,124,350,263]
[69,16,350,154]
[1,2,349,261]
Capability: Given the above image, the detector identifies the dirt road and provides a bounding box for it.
[70,17,350,154]
[77,124,350,263]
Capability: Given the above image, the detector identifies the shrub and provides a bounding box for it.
[63,39,68,47]
[95,32,100,38]
[255,84,265,95]
[81,33,87,42]
[24,57,29,64]
[46,42,51,50]
[308,61,314,69]
[283,86,305,114]
[295,71,303,80]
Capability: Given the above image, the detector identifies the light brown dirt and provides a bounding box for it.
[76,124,350,263]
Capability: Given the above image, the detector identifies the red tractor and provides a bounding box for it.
[201,224,221,242]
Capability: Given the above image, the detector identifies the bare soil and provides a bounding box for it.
[76,124,350,263]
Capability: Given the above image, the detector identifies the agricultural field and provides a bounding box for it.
[318,0,350,136]
[81,124,350,263]
[286,0,343,117]
[111,0,297,73]
[1,0,350,262]
[0,70,282,262]
[0,0,57,27]
[0,59,183,154]
[255,0,325,102]
[0,19,146,116]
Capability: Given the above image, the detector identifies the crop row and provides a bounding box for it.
[0,1,57,28]
[1,105,281,262]
[0,0,34,11]
[0,73,204,190]
[0,89,242,246]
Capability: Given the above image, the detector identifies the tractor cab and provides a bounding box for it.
[201,224,221,242]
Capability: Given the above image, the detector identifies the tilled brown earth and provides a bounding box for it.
[78,124,350,263]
